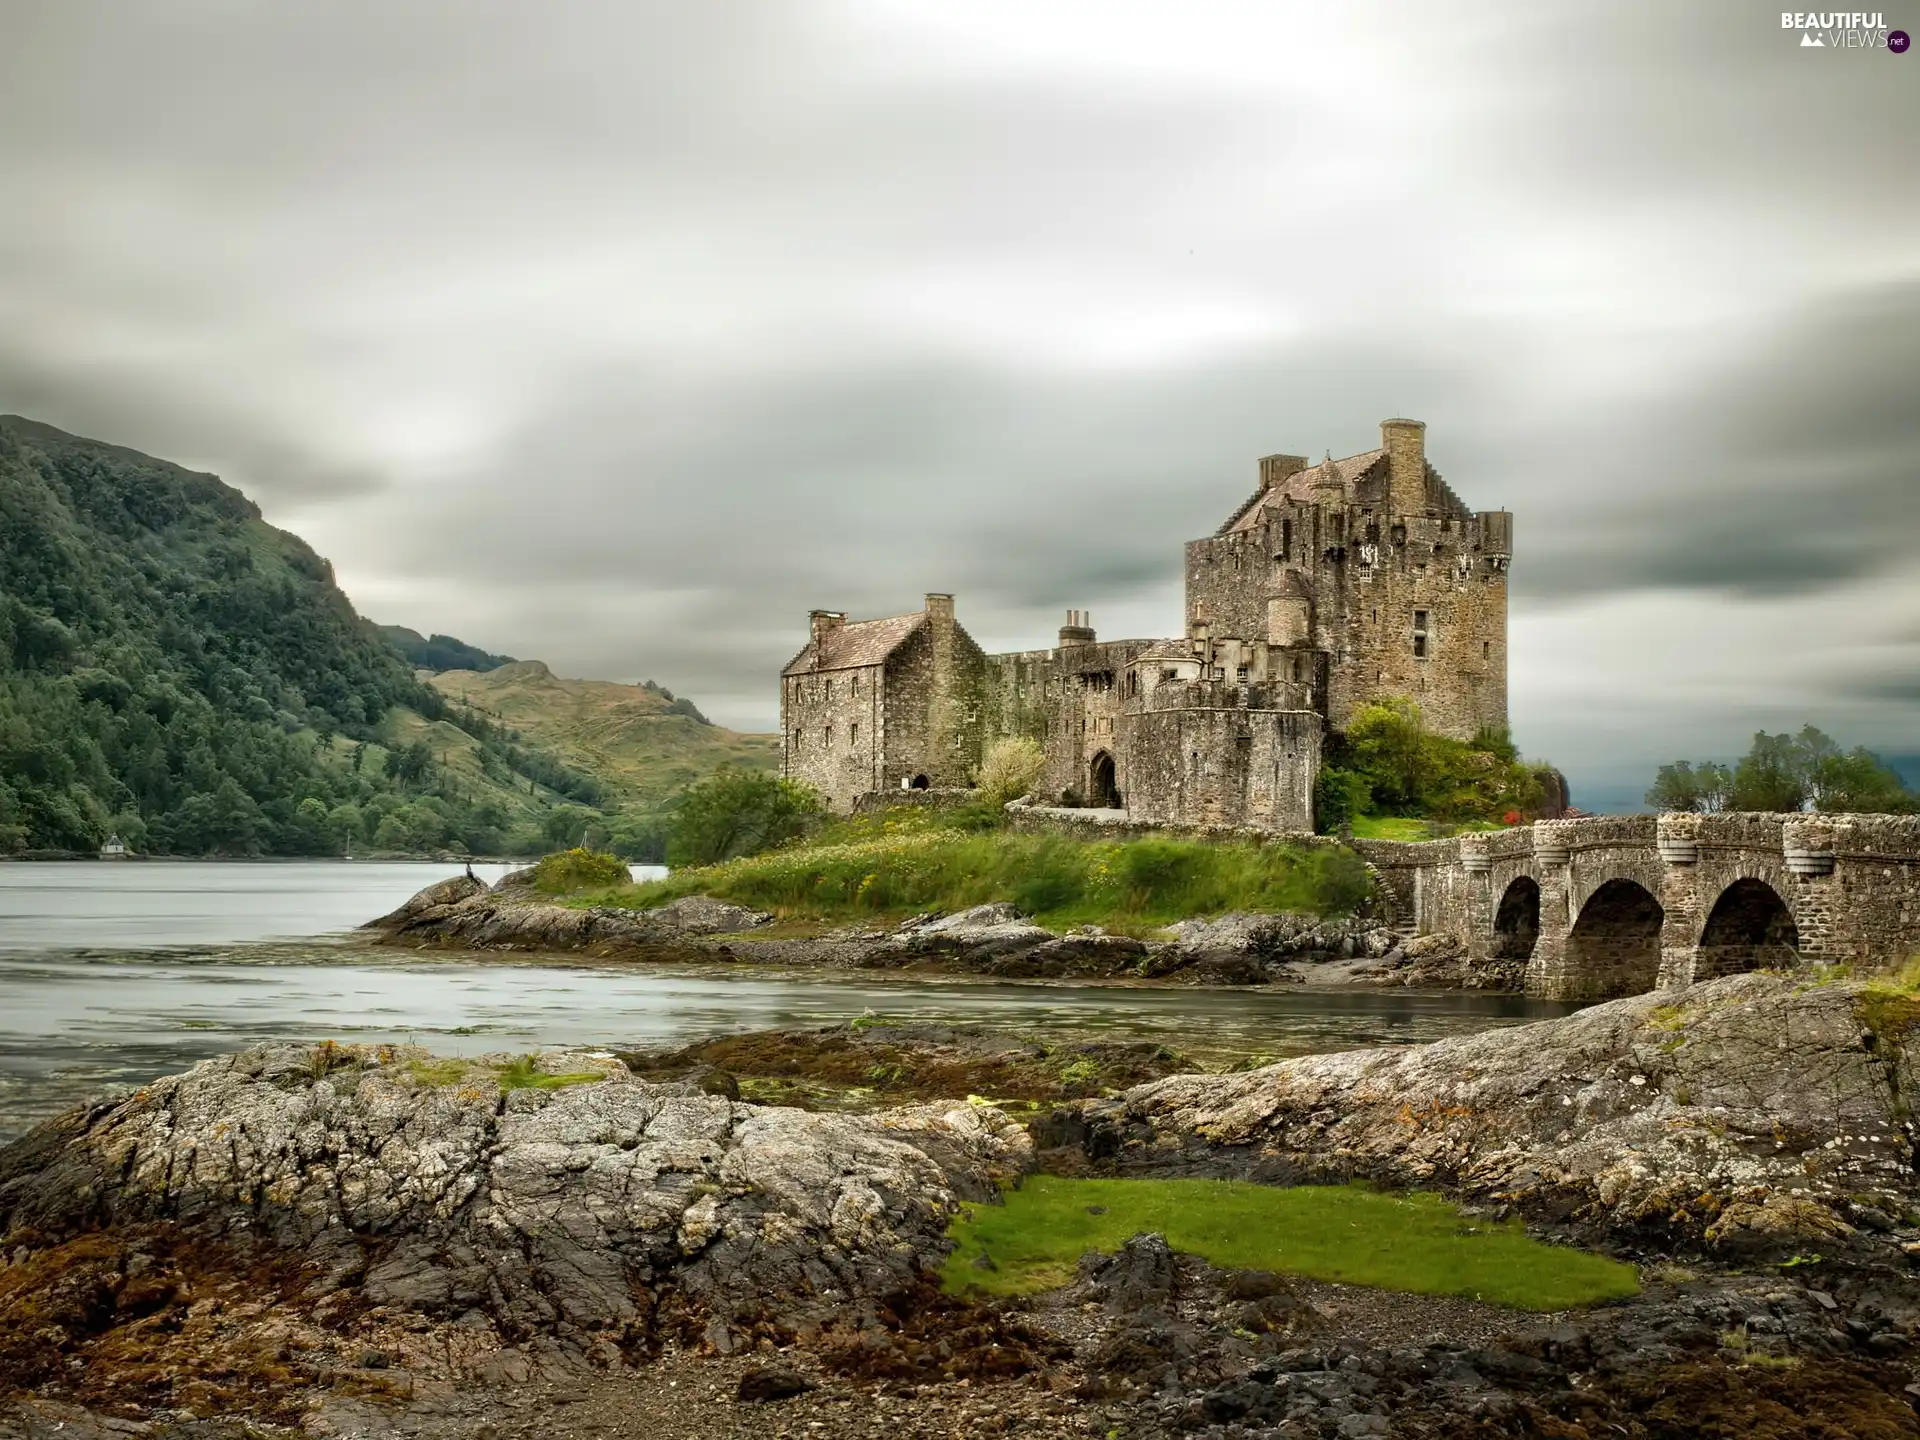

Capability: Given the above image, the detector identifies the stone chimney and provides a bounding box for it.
[1058,608,1095,648]
[1259,454,1308,490]
[1381,418,1427,516]
[809,610,845,648]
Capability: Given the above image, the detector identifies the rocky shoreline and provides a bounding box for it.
[363,871,1503,990]
[4,972,1917,1438]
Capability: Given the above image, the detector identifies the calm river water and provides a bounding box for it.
[0,861,1579,1142]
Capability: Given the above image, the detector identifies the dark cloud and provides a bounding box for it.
[1,0,1915,802]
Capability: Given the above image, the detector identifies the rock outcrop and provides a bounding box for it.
[365,876,1424,988]
[0,1044,1027,1363]
[364,871,773,954]
[1080,973,1920,1253]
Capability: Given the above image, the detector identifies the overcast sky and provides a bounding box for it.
[4,0,1916,808]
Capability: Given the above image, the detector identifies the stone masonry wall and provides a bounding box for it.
[782,661,884,812]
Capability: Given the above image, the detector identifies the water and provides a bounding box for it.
[0,862,1577,1143]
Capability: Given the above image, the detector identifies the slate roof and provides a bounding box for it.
[1220,448,1388,533]
[781,612,925,676]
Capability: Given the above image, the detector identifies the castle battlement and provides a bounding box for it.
[781,419,1509,828]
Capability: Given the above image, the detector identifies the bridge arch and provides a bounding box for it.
[1492,876,1540,960]
[1695,877,1798,979]
[1566,878,1664,999]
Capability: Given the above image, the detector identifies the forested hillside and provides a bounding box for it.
[0,416,605,856]
[377,625,514,673]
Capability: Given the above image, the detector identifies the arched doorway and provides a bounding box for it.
[1566,878,1664,999]
[1492,877,1540,961]
[1696,878,1798,979]
[1089,751,1120,809]
[909,774,930,790]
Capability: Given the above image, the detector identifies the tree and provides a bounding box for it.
[976,736,1046,807]
[1645,727,1914,814]
[1645,760,1731,813]
[667,769,823,866]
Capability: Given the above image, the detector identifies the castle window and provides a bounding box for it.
[1162,668,1179,682]
[850,722,859,744]
[1235,666,1249,682]
[1483,640,1490,660]
[1281,518,1292,559]
[792,728,801,749]
[825,678,833,702]
[851,673,860,697]
[823,724,832,746]
[1413,610,1430,660]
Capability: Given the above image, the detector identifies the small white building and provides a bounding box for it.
[99,833,129,859]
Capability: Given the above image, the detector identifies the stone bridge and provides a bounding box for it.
[1354,812,1920,1000]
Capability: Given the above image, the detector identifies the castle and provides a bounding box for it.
[780,419,1512,831]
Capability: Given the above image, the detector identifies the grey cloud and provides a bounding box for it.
[3,0,1917,797]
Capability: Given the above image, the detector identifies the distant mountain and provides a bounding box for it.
[426,661,779,813]
[0,415,601,856]
[378,624,515,674]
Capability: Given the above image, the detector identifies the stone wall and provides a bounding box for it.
[880,621,988,793]
[781,660,885,812]
[1119,690,1319,832]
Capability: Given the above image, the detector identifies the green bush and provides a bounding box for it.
[667,767,825,866]
[1331,699,1543,826]
[976,735,1047,808]
[530,847,630,893]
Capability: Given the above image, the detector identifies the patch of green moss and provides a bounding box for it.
[942,1176,1640,1311]
[495,1056,606,1092]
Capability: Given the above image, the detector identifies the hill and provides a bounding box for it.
[0,416,604,856]
[377,625,515,674]
[426,661,779,813]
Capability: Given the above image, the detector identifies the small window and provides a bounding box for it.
[822,725,832,746]
[791,728,801,749]
[851,673,860,697]
[1483,640,1491,660]
[850,722,859,744]
[1235,666,1249,682]
[1281,518,1292,558]
[1161,668,1179,682]
[1413,610,1430,660]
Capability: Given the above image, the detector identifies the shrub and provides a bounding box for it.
[531,847,630,893]
[976,735,1046,808]
[667,767,825,866]
[1333,699,1543,826]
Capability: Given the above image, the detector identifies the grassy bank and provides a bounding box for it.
[942,1176,1640,1311]
[573,809,1372,931]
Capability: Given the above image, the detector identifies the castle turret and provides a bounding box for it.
[1381,417,1427,516]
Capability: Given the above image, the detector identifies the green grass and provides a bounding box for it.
[941,1176,1640,1312]
[1349,815,1506,842]
[571,810,1372,930]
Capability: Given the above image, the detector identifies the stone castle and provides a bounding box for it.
[780,418,1512,831]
